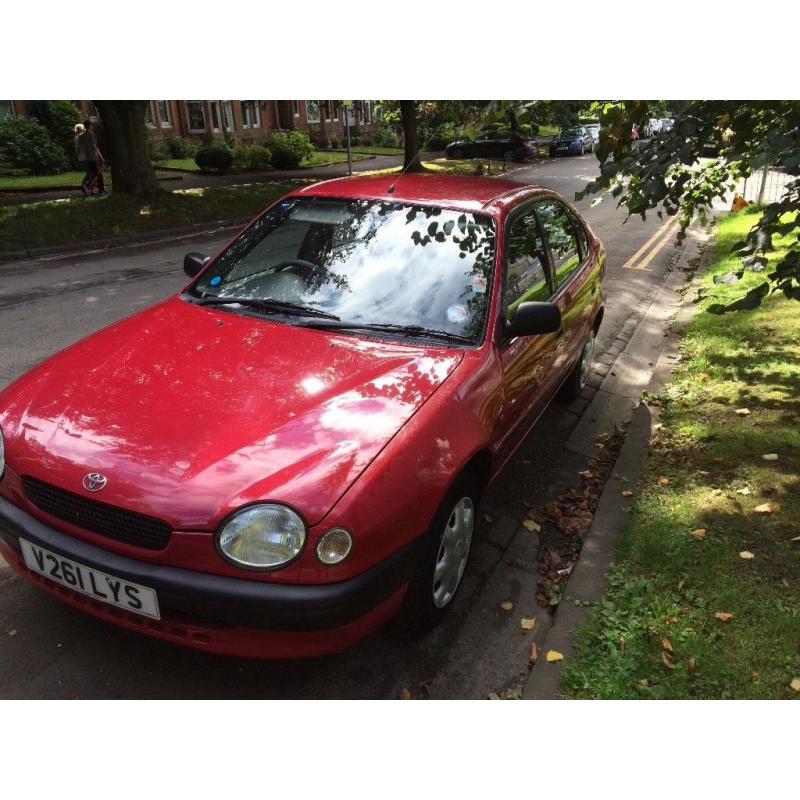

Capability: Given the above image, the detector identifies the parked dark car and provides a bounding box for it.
[549,127,594,157]
[585,124,600,145]
[446,131,535,162]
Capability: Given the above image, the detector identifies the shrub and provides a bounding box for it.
[360,135,373,146]
[328,136,339,149]
[148,138,168,166]
[195,145,233,172]
[164,134,200,159]
[232,143,273,172]
[380,129,398,147]
[0,116,68,175]
[268,130,314,170]
[26,100,83,165]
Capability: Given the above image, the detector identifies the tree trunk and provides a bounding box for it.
[401,100,423,173]
[94,101,161,199]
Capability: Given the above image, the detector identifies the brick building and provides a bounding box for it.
[2,100,380,145]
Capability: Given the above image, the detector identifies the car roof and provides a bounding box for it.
[289,173,541,215]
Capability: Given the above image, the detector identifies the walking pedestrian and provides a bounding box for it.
[76,119,106,196]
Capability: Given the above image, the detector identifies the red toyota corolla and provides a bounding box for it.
[0,174,605,658]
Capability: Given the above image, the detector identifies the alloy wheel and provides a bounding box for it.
[578,332,596,390]
[432,496,474,608]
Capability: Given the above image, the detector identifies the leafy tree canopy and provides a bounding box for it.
[576,100,800,312]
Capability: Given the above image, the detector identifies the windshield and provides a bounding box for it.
[190,198,497,341]
[562,128,583,138]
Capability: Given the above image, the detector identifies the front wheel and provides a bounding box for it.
[562,329,596,400]
[400,475,477,631]
[450,147,465,160]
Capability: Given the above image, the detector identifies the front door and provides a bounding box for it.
[493,205,560,460]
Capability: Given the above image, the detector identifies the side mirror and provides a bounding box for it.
[505,302,561,338]
[184,252,210,278]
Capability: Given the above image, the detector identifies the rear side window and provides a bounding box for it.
[537,201,581,289]
[503,210,551,320]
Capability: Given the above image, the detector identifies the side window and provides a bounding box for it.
[537,202,581,289]
[504,210,551,321]
[569,209,589,259]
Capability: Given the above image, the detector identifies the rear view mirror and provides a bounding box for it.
[184,252,210,278]
[505,302,561,338]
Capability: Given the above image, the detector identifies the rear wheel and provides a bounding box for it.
[562,329,596,400]
[400,475,477,631]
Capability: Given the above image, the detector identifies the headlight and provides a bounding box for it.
[317,528,353,565]
[217,504,306,570]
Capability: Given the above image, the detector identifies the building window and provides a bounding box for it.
[0,101,15,121]
[187,101,206,132]
[323,101,332,123]
[292,101,301,117]
[306,101,320,124]
[157,101,172,128]
[144,102,156,127]
[242,101,261,129]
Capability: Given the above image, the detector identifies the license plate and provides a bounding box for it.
[20,539,160,620]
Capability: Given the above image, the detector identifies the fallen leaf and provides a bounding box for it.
[522,519,541,533]
[487,692,501,700]
[662,638,673,653]
[791,678,800,692]
[753,501,781,514]
[734,408,751,416]
[661,651,677,670]
[638,678,649,686]
[399,688,413,700]
[621,490,634,497]
[546,650,564,663]
[579,470,593,479]
[739,551,755,560]
[8,629,16,637]
[698,470,711,476]
[762,453,779,461]
[500,601,514,611]
[483,513,494,524]
[520,617,536,631]
[529,642,539,665]
[690,528,707,539]
[791,536,800,543]
[687,657,696,674]
[658,476,670,487]
[714,612,734,622]
[736,487,751,495]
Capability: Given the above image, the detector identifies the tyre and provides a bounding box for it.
[450,147,465,160]
[561,328,596,400]
[580,143,585,156]
[400,474,478,631]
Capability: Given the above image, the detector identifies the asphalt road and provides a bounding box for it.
[0,154,686,698]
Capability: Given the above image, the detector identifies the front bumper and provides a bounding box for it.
[0,496,419,658]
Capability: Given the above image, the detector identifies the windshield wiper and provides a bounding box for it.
[298,320,473,344]
[193,296,340,321]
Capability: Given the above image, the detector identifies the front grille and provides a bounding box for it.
[22,476,172,551]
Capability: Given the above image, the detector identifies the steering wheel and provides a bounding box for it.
[275,259,321,280]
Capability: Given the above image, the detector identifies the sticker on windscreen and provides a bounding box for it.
[471,276,488,294]
[447,304,468,324]
[209,276,222,286]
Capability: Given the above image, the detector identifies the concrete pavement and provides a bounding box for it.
[0,153,699,698]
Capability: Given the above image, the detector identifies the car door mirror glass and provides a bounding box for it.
[505,302,561,338]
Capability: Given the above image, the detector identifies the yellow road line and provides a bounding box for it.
[635,216,681,271]
[621,216,679,271]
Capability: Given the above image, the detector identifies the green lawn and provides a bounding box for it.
[537,125,560,137]
[360,157,516,178]
[0,171,181,191]
[298,151,369,168]
[348,145,404,156]
[0,181,306,255]
[159,158,201,172]
[562,207,800,699]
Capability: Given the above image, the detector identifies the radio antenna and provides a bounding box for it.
[388,119,448,194]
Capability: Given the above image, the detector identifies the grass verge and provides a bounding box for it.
[562,206,800,699]
[0,181,305,255]
[0,171,181,191]
[359,157,518,178]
